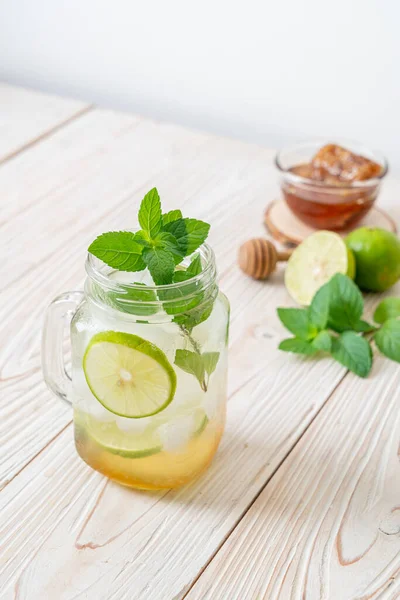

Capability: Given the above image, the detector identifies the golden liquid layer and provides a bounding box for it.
[75,416,224,490]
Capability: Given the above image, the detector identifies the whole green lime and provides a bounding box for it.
[346,247,356,280]
[346,227,400,292]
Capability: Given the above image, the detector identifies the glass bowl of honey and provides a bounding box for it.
[275,141,388,230]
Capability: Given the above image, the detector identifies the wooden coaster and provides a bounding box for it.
[265,199,397,246]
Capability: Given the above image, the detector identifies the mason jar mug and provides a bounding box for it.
[42,244,229,490]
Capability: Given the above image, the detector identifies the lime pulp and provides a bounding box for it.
[83,331,177,418]
[285,230,355,305]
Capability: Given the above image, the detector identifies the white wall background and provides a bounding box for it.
[1,0,399,170]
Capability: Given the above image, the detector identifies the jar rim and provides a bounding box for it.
[85,242,216,294]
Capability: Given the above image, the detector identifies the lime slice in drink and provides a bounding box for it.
[196,413,209,435]
[285,231,355,305]
[79,414,163,458]
[83,331,176,418]
[76,407,208,459]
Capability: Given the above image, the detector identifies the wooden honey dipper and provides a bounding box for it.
[238,238,293,280]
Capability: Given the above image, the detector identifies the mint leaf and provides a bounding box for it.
[159,286,200,316]
[331,331,372,377]
[278,338,318,355]
[173,297,214,331]
[173,253,202,283]
[327,274,364,332]
[108,283,158,316]
[373,298,400,324]
[163,218,187,240]
[374,319,400,363]
[202,352,220,375]
[174,349,219,390]
[138,187,162,238]
[312,330,332,352]
[133,230,152,247]
[88,231,145,272]
[309,282,331,330]
[170,252,215,328]
[155,231,184,264]
[186,253,202,276]
[154,232,176,248]
[173,270,193,283]
[143,247,175,285]
[164,218,210,256]
[174,350,205,388]
[277,308,317,341]
[158,281,204,317]
[353,319,377,333]
[182,219,210,254]
[162,209,182,226]
[309,275,371,334]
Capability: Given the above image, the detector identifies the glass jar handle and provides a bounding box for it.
[41,291,84,405]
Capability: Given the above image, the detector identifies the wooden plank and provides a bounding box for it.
[0,83,89,163]
[186,320,400,600]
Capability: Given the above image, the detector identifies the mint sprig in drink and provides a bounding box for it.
[66,188,229,489]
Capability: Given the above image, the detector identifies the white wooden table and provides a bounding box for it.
[1,83,400,600]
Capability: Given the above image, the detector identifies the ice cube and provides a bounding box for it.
[115,415,150,434]
[81,396,115,422]
[164,374,203,416]
[202,388,220,420]
[201,354,227,420]
[193,299,228,351]
[72,369,115,422]
[157,414,196,452]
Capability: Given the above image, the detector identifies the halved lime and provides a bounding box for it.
[285,231,355,305]
[78,413,162,458]
[83,331,176,418]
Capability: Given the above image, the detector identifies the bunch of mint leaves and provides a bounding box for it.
[88,187,220,392]
[277,273,400,377]
[88,187,210,285]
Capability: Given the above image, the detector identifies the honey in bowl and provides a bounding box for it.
[277,143,387,230]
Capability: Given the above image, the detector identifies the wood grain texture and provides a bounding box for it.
[0,82,89,163]
[1,85,400,599]
[0,108,283,486]
[1,354,347,599]
[0,90,357,599]
[187,296,400,600]
[0,109,217,485]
